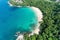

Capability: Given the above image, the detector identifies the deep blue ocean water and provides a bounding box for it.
[0,0,38,40]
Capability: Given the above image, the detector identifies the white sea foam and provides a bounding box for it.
[15,32,24,40]
[16,34,24,40]
[8,1,13,6]
[16,35,24,40]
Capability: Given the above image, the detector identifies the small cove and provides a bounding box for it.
[0,0,38,40]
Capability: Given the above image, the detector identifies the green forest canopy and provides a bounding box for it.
[23,0,60,40]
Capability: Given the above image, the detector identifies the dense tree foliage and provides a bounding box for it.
[23,0,60,40]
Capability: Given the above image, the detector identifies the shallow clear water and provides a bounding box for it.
[0,0,38,40]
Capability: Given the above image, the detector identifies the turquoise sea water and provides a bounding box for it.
[0,0,38,40]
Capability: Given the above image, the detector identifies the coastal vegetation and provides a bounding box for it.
[23,0,60,40]
[9,0,38,6]
[9,0,60,40]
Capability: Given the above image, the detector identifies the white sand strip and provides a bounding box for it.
[31,7,43,22]
[29,7,43,36]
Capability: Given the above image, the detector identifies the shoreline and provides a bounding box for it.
[8,1,13,6]
[8,1,31,7]
[16,7,43,40]
[8,2,43,39]
[8,1,22,7]
[29,7,43,36]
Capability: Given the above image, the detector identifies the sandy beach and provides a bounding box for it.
[31,7,43,22]
[29,7,43,36]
